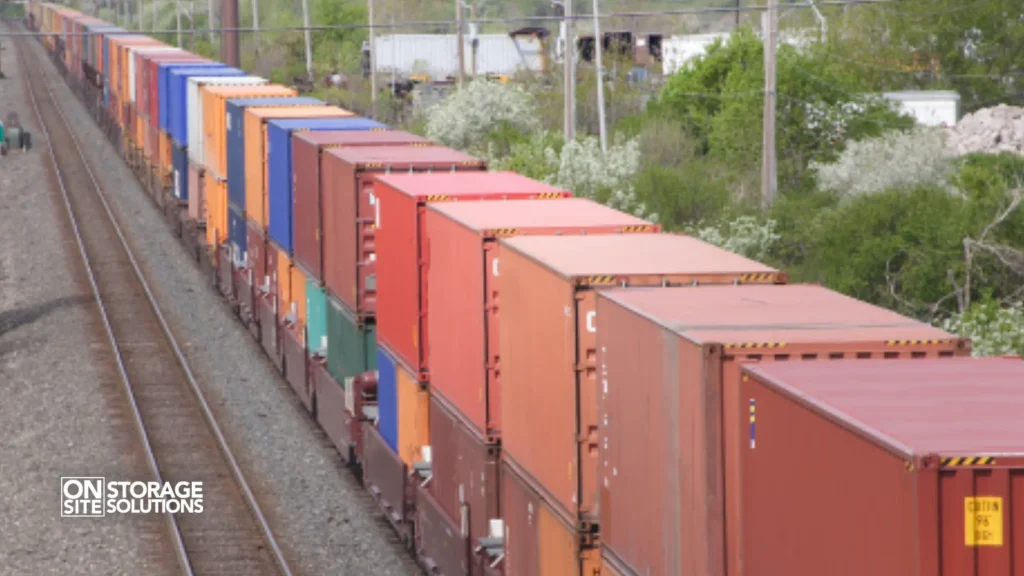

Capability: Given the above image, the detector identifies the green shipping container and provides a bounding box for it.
[326,293,377,384]
[306,278,327,354]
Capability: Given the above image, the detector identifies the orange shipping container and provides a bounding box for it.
[201,84,297,180]
[498,234,784,538]
[159,130,173,176]
[596,285,970,576]
[396,362,429,467]
[243,106,352,229]
[285,262,307,329]
[205,176,227,245]
[738,358,1024,576]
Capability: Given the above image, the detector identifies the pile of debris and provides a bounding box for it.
[946,104,1024,156]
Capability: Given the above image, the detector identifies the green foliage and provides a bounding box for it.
[941,296,1024,357]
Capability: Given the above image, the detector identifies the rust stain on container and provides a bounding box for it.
[596,284,970,576]
[373,172,570,381]
[740,358,1024,576]
[498,234,783,536]
[426,198,659,441]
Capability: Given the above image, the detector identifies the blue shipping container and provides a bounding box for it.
[224,97,324,213]
[168,66,244,147]
[266,117,383,254]
[228,205,247,265]
[376,346,399,453]
[157,62,223,137]
[172,144,189,201]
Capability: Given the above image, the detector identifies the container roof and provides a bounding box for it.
[227,97,323,107]
[327,145,481,165]
[189,76,266,86]
[268,117,381,131]
[600,284,954,345]
[245,106,351,119]
[294,130,430,146]
[375,171,565,199]
[159,61,221,69]
[169,67,244,77]
[430,198,651,231]
[277,116,387,131]
[744,358,1024,456]
[501,234,776,279]
[202,85,295,97]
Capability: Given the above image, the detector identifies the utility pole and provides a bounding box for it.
[208,0,215,45]
[592,0,607,152]
[456,0,465,88]
[251,0,260,58]
[562,0,575,142]
[368,0,376,109]
[761,0,778,208]
[735,0,740,30]
[300,0,313,81]
[222,0,239,66]
[175,0,182,47]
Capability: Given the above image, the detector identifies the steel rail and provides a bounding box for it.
[11,27,294,576]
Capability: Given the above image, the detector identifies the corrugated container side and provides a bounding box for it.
[172,144,188,201]
[291,130,433,282]
[305,279,327,355]
[377,346,400,452]
[320,147,487,317]
[739,359,1024,576]
[595,285,970,576]
[325,295,377,385]
[188,76,267,168]
[149,55,208,131]
[242,106,349,229]
[428,393,501,554]
[275,243,293,327]
[425,199,657,437]
[286,260,308,331]
[187,164,202,221]
[373,172,566,381]
[498,235,782,536]
[247,220,266,282]
[207,179,227,243]
[228,206,246,265]
[396,362,429,467]
[169,67,245,145]
[503,460,600,576]
[203,86,297,180]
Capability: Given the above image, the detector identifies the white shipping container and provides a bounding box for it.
[187,76,267,168]
[128,46,181,104]
[882,91,960,127]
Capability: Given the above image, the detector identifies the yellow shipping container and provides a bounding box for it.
[201,85,297,180]
[242,105,352,229]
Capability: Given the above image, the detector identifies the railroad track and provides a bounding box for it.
[11,28,294,576]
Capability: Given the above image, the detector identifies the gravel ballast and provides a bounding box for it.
[0,23,172,576]
[21,27,422,576]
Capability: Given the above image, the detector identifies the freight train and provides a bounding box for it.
[20,3,1024,575]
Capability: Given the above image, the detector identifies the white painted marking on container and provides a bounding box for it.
[586,311,596,333]
[492,258,499,277]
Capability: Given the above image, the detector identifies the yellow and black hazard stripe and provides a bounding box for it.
[620,225,655,233]
[725,342,788,350]
[371,127,388,131]
[886,339,953,346]
[461,161,484,165]
[584,276,617,285]
[941,456,996,467]
[739,272,776,282]
[362,162,384,168]
[535,192,564,199]
[426,194,451,201]
[412,142,432,146]
[487,228,519,237]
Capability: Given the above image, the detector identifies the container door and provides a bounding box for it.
[937,464,1024,575]
[574,289,600,517]
[483,239,502,435]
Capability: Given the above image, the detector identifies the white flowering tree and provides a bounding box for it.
[941,299,1024,357]
[552,136,654,221]
[690,216,781,262]
[811,127,958,198]
[424,79,543,151]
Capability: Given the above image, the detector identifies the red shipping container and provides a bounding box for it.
[595,284,971,576]
[374,172,571,379]
[497,235,784,548]
[426,198,659,439]
[427,392,501,556]
[316,147,487,318]
[502,458,600,576]
[739,358,1024,576]
[290,131,436,282]
[247,220,266,283]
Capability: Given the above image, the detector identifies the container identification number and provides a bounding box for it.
[964,496,1003,546]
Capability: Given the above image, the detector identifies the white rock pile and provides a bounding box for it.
[946,104,1024,155]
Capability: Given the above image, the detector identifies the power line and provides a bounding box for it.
[823,52,1024,79]
[875,0,995,17]
[2,0,918,37]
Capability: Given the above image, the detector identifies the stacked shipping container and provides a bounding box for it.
[27,6,1024,576]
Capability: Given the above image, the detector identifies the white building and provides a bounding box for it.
[882,91,960,127]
